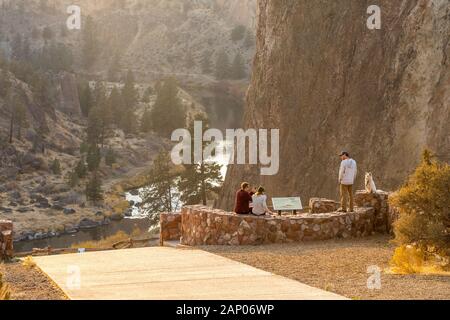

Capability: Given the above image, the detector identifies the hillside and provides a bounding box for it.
[0,0,256,82]
[218,0,450,209]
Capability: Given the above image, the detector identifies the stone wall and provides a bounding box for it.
[160,213,182,243]
[0,220,13,261]
[179,206,375,246]
[309,198,339,214]
[354,190,395,233]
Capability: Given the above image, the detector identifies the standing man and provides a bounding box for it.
[338,151,357,212]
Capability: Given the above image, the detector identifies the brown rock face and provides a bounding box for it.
[218,0,450,210]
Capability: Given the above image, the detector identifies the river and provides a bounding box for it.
[14,141,232,253]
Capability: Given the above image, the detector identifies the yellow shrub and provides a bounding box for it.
[22,256,36,269]
[0,272,11,300]
[390,245,450,275]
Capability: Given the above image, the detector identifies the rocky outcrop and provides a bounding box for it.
[219,0,450,209]
[0,220,13,261]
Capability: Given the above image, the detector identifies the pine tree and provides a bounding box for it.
[82,16,97,68]
[231,52,246,80]
[105,148,116,167]
[142,86,153,103]
[140,107,152,133]
[85,171,103,203]
[51,159,61,175]
[75,158,87,178]
[215,50,230,80]
[230,25,246,42]
[150,77,186,137]
[121,70,138,110]
[108,87,124,126]
[68,170,79,188]
[141,151,181,214]
[79,81,94,117]
[86,146,101,172]
[177,114,222,205]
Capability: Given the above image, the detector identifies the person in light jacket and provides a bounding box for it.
[251,187,273,216]
[338,151,357,212]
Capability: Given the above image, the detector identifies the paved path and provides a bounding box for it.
[33,247,346,300]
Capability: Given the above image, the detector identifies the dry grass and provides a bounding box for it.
[0,262,67,300]
[203,235,450,300]
[71,228,147,249]
[0,272,11,300]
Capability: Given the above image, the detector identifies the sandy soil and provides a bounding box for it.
[203,235,450,300]
[0,261,67,300]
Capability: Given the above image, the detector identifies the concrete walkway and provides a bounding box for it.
[33,247,346,300]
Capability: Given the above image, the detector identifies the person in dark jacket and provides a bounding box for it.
[234,182,254,215]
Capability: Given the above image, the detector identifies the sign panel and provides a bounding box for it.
[272,197,303,211]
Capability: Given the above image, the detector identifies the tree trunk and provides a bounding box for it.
[9,110,14,144]
[201,163,207,205]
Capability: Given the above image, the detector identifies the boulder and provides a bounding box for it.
[78,218,99,229]
[63,208,76,215]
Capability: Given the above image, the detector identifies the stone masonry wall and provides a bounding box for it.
[179,206,375,246]
[160,213,182,243]
[354,190,396,233]
[0,220,13,261]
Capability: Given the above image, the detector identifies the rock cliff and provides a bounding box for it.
[218,0,450,209]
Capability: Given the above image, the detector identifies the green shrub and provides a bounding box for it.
[50,159,61,175]
[390,150,450,257]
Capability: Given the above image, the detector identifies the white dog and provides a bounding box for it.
[365,172,378,193]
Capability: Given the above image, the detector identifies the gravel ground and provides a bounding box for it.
[203,235,450,300]
[0,261,67,300]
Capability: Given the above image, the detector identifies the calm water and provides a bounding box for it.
[14,218,152,253]
[14,141,231,253]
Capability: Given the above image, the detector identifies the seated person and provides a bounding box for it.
[234,182,254,215]
[251,186,273,216]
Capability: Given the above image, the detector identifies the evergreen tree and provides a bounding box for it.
[79,81,94,117]
[86,145,101,172]
[51,159,62,175]
[150,77,186,137]
[75,158,87,178]
[140,107,152,133]
[141,151,181,214]
[230,25,246,42]
[105,148,116,167]
[214,50,230,80]
[121,70,138,110]
[85,171,103,203]
[177,114,222,205]
[68,170,79,188]
[108,87,124,125]
[82,16,98,68]
[231,52,246,80]
[142,86,153,103]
